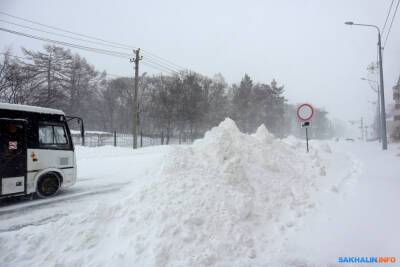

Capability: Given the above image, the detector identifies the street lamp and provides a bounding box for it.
[361,77,381,142]
[345,21,388,150]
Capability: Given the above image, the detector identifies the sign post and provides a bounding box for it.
[305,127,309,153]
[297,103,314,153]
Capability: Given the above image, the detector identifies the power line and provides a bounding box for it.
[0,26,132,58]
[0,11,189,72]
[0,11,136,50]
[0,26,176,77]
[0,52,127,78]
[141,48,187,71]
[0,18,184,73]
[382,0,395,35]
[143,57,181,75]
[0,24,186,76]
[384,0,400,47]
[0,19,134,52]
[1,49,178,78]
[142,61,179,76]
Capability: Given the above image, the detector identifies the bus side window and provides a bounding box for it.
[38,124,69,148]
[39,125,54,144]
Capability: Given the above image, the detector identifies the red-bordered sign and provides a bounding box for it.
[297,103,314,121]
[9,141,18,150]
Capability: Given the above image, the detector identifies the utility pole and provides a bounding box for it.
[377,32,388,150]
[130,48,142,149]
[345,21,388,150]
[377,84,382,142]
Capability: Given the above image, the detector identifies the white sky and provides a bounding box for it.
[0,0,399,125]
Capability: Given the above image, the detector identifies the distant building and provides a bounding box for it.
[391,75,400,141]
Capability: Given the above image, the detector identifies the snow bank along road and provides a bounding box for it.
[0,119,399,266]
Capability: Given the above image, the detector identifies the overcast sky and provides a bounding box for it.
[0,0,399,125]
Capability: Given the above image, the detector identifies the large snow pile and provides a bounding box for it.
[0,119,326,267]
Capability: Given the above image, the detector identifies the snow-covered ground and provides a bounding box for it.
[0,119,399,267]
[276,141,400,266]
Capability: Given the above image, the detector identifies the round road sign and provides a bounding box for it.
[297,103,314,121]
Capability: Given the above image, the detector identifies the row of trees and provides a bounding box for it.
[0,45,335,141]
[0,46,106,128]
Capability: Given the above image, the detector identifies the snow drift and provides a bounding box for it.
[0,118,326,267]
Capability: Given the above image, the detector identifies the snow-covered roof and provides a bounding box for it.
[0,103,65,115]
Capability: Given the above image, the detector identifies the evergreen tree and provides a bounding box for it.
[232,74,253,132]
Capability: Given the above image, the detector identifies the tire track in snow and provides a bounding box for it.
[0,213,68,232]
[0,182,129,216]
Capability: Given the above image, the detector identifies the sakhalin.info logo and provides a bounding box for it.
[338,257,397,264]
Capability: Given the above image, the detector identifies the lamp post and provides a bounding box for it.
[361,77,381,142]
[345,21,388,150]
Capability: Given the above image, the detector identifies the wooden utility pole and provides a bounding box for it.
[130,48,142,149]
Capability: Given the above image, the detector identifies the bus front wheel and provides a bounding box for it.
[36,173,61,198]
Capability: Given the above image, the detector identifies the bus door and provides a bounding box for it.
[0,119,27,196]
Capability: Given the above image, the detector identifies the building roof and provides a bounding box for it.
[0,103,65,115]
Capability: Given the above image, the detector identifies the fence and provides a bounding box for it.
[71,130,197,148]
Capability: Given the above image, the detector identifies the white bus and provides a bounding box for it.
[0,103,81,198]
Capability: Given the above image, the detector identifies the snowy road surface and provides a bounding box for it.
[0,121,399,266]
[278,141,400,266]
[0,145,170,231]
